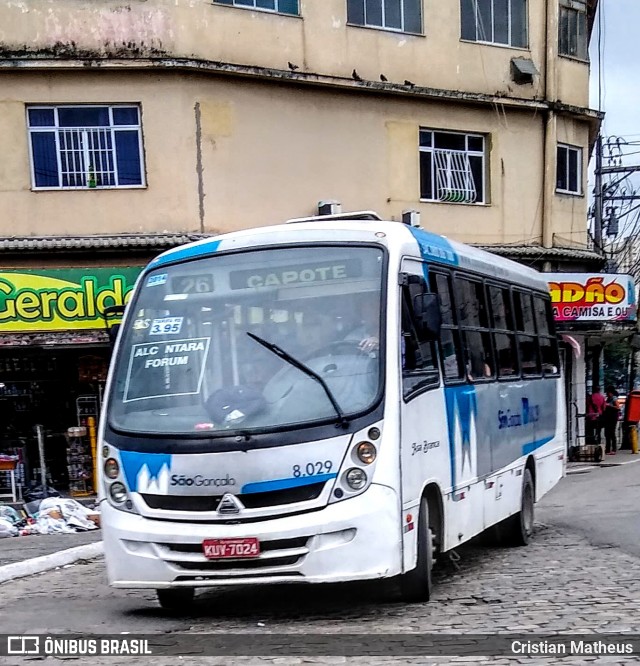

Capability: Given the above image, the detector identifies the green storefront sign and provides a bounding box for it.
[0,267,143,332]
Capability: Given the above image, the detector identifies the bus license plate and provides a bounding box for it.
[202,538,260,559]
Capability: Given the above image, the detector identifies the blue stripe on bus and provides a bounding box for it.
[444,384,478,490]
[241,473,337,494]
[522,436,554,456]
[119,450,172,492]
[150,239,222,267]
[408,226,459,266]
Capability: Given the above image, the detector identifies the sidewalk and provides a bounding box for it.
[0,529,102,567]
[599,447,640,465]
[567,447,640,474]
[0,495,103,579]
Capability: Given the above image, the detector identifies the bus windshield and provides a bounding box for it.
[108,245,385,436]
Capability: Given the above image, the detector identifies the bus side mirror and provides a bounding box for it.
[103,305,127,349]
[413,293,441,340]
[108,323,121,346]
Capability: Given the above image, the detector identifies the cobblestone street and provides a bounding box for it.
[2,515,640,665]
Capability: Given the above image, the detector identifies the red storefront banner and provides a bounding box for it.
[547,273,637,322]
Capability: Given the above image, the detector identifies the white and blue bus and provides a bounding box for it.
[100,212,565,608]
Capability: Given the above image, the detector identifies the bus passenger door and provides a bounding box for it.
[398,260,450,566]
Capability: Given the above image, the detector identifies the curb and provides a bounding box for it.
[599,456,640,467]
[566,466,596,474]
[0,541,104,585]
[566,456,640,471]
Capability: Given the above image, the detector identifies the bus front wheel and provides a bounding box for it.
[397,498,434,602]
[156,588,195,611]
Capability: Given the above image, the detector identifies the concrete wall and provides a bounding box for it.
[554,116,591,247]
[0,69,590,245]
[0,0,594,248]
[0,0,590,105]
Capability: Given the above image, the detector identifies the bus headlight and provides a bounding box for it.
[345,468,367,490]
[356,441,377,464]
[329,422,382,504]
[104,458,120,480]
[109,482,128,504]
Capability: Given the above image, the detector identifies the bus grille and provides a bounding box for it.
[175,573,303,581]
[168,555,301,571]
[141,482,325,512]
[155,535,310,577]
[163,536,309,553]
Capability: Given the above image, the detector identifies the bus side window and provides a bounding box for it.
[488,284,519,378]
[455,276,496,382]
[428,271,464,382]
[514,291,542,376]
[401,280,439,399]
[533,295,560,375]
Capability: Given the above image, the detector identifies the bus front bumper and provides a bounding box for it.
[102,484,401,588]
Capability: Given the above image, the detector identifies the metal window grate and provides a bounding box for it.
[58,127,116,188]
[419,128,485,204]
[27,105,144,190]
[434,149,478,204]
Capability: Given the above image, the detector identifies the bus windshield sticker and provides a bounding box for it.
[229,258,363,290]
[149,317,184,336]
[123,337,211,403]
[147,273,168,287]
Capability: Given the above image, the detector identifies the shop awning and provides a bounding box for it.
[0,233,212,254]
[474,244,605,264]
[0,330,111,348]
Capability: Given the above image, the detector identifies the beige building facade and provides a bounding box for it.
[0,0,599,249]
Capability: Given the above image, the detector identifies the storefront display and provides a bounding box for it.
[0,348,111,491]
[66,426,93,497]
[0,265,144,494]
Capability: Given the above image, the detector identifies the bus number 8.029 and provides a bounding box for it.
[293,461,333,478]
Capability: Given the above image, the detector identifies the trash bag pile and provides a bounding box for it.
[34,497,100,534]
[0,498,100,538]
[0,505,21,538]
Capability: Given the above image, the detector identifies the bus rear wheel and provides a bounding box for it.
[156,588,195,611]
[397,498,434,602]
[494,468,535,547]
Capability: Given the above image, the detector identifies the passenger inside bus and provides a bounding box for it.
[466,347,493,381]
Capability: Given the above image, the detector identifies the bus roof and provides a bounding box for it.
[149,220,548,292]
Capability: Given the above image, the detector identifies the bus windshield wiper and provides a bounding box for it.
[246,331,348,428]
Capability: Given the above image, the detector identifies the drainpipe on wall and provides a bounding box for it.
[195,102,206,234]
[542,0,558,250]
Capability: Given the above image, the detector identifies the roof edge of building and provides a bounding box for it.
[475,244,606,263]
[0,56,601,120]
[0,233,214,253]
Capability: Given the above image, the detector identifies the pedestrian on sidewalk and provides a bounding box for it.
[586,385,605,444]
[603,385,621,455]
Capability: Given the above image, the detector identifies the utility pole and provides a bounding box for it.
[594,133,603,249]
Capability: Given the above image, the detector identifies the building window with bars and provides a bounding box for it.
[460,0,528,48]
[347,0,422,34]
[214,0,299,15]
[559,0,587,60]
[419,129,487,204]
[556,143,582,195]
[27,105,145,190]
